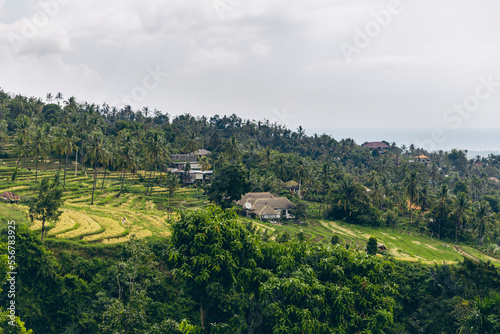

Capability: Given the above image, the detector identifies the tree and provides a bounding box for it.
[84,130,105,205]
[100,237,160,333]
[436,184,451,240]
[165,172,179,211]
[183,131,199,153]
[198,155,211,171]
[367,236,378,255]
[0,119,8,155]
[144,130,167,195]
[458,291,500,334]
[55,126,79,188]
[30,126,51,183]
[403,170,419,231]
[168,207,260,331]
[475,201,492,246]
[450,192,471,243]
[222,135,241,162]
[116,131,136,196]
[206,164,250,209]
[28,175,64,242]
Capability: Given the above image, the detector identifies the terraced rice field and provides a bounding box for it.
[0,158,203,244]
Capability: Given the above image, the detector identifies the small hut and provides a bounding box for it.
[0,192,21,203]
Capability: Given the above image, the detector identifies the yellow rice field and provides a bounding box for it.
[82,215,126,241]
[57,211,102,238]
[48,211,77,235]
[102,225,152,244]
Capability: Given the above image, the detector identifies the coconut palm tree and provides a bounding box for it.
[436,184,451,240]
[144,131,167,195]
[403,170,419,231]
[99,141,114,191]
[30,126,50,183]
[116,131,137,196]
[183,131,199,154]
[418,185,432,217]
[475,201,492,246]
[55,92,63,105]
[165,172,179,211]
[198,155,211,171]
[84,130,105,205]
[450,192,471,243]
[223,135,241,162]
[55,126,79,188]
[336,177,357,218]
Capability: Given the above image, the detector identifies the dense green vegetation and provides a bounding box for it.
[1,90,500,332]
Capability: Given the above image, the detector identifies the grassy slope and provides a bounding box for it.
[1,158,499,266]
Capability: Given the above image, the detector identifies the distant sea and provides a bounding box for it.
[307,128,500,158]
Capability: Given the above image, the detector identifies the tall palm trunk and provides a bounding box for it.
[119,168,126,196]
[91,158,98,205]
[149,167,156,195]
[63,152,69,188]
[100,165,107,191]
[408,199,412,231]
[34,157,39,183]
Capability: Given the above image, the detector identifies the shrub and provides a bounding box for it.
[367,236,378,255]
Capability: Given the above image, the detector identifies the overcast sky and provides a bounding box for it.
[1,0,500,136]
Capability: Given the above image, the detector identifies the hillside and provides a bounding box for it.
[2,157,499,267]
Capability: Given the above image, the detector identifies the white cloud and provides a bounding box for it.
[0,0,500,136]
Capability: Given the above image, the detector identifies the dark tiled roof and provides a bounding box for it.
[362,142,390,149]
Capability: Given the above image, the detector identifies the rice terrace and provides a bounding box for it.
[1,157,498,267]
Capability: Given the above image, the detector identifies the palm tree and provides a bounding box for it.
[336,177,357,218]
[183,131,199,154]
[46,93,53,103]
[296,158,311,198]
[403,171,419,231]
[450,192,471,243]
[165,172,179,211]
[475,201,491,246]
[99,141,114,191]
[144,131,167,195]
[273,155,288,181]
[0,120,8,154]
[55,92,63,105]
[223,135,241,162]
[30,126,50,183]
[436,184,451,240]
[85,130,105,205]
[260,147,273,168]
[198,155,211,171]
[13,135,30,171]
[55,126,79,188]
[418,185,432,217]
[116,131,136,196]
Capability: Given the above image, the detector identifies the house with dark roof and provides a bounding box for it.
[237,192,295,220]
[361,141,391,153]
[171,149,211,170]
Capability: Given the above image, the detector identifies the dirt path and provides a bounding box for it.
[453,245,479,261]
